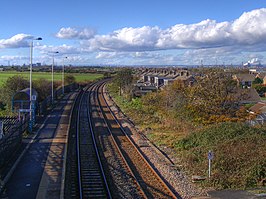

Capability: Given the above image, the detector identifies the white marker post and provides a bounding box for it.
[208,150,214,178]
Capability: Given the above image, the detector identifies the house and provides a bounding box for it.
[148,75,157,84]
[255,72,266,79]
[164,75,195,87]
[238,88,261,104]
[133,82,157,97]
[249,102,266,114]
[154,71,179,88]
[233,74,256,88]
[142,72,159,84]
[249,68,258,74]
[139,69,195,87]
[154,76,169,88]
[263,76,266,85]
[153,70,193,88]
[248,102,266,125]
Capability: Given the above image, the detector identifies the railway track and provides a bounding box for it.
[89,83,147,198]
[92,81,177,198]
[65,80,178,198]
[65,86,111,199]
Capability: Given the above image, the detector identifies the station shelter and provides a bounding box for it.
[12,88,38,132]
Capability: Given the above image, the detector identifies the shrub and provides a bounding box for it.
[177,122,266,189]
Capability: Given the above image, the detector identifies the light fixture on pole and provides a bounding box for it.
[29,37,42,133]
[51,51,59,104]
[62,56,67,95]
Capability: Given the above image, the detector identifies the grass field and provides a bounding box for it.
[0,71,103,86]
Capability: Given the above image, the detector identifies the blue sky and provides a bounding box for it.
[1,0,266,66]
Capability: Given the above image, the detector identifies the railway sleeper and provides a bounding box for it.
[82,182,104,187]
[82,177,100,182]
[82,172,101,176]
[85,194,106,198]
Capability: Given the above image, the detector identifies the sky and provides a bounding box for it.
[1,0,266,66]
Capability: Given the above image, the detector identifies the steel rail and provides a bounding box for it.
[76,84,111,198]
[76,89,84,198]
[87,84,112,198]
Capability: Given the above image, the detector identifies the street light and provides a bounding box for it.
[29,37,42,132]
[62,56,67,95]
[51,51,59,104]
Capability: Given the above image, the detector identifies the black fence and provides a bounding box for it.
[0,117,19,136]
[0,115,29,169]
[0,83,78,169]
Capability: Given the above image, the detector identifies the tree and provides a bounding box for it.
[252,77,266,96]
[0,75,29,110]
[103,72,111,78]
[253,77,263,84]
[113,69,133,97]
[186,72,246,122]
[253,84,266,96]
[33,78,51,102]
[65,74,76,85]
[141,91,162,123]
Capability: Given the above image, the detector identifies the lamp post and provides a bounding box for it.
[51,51,59,104]
[62,56,67,95]
[29,37,42,132]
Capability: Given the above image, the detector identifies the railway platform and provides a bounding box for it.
[1,92,77,199]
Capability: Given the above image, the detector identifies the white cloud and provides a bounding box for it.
[0,34,33,49]
[156,20,232,49]
[2,8,266,65]
[56,27,95,40]
[231,8,266,45]
[37,44,80,55]
[81,8,266,53]
[96,52,118,59]
[94,51,181,65]
[0,55,28,61]
[83,26,162,51]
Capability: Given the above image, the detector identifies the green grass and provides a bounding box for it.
[0,71,103,86]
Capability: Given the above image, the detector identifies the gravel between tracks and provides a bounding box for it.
[103,86,208,199]
[91,87,143,199]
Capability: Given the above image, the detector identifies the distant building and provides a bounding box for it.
[133,68,195,96]
[233,74,256,88]
[164,75,195,87]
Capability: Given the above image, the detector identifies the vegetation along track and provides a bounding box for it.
[65,84,111,199]
[94,80,178,199]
